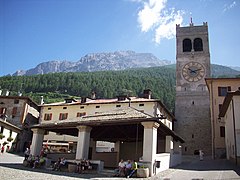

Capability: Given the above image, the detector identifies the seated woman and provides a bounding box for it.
[52,158,61,171]
[118,159,126,177]
[32,155,40,169]
[58,157,67,171]
[125,160,132,177]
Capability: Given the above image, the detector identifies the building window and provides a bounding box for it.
[63,107,67,109]
[218,86,231,96]
[12,107,17,117]
[77,112,86,117]
[219,104,223,113]
[44,113,52,121]
[220,126,225,137]
[48,108,51,110]
[192,134,194,138]
[0,126,4,133]
[139,104,144,107]
[96,106,100,108]
[59,113,68,120]
[183,38,192,52]
[14,99,19,104]
[0,107,6,114]
[80,106,85,109]
[116,105,121,108]
[193,38,203,51]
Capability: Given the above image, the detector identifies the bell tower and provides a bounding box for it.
[174,22,212,155]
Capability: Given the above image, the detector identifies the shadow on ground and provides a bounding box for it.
[0,163,115,179]
[172,155,240,176]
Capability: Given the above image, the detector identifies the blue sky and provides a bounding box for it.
[0,0,240,76]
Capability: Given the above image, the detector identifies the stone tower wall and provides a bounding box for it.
[175,23,212,155]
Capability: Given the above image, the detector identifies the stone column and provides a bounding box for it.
[141,121,159,177]
[165,136,173,153]
[76,125,92,160]
[30,128,45,156]
[115,141,121,164]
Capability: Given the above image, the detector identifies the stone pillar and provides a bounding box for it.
[165,136,173,153]
[76,125,92,160]
[141,121,159,177]
[115,141,121,164]
[30,128,45,156]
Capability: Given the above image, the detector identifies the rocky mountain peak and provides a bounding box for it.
[12,51,172,76]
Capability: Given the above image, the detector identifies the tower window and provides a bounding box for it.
[183,38,192,52]
[219,104,223,113]
[194,38,203,51]
[220,126,225,137]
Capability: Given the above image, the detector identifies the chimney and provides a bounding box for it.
[91,91,96,99]
[117,95,127,101]
[143,89,152,99]
[5,90,10,96]
[18,91,22,96]
[40,96,44,105]
[81,97,87,103]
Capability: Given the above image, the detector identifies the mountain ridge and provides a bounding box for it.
[12,51,171,76]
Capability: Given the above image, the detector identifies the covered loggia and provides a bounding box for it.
[30,107,184,176]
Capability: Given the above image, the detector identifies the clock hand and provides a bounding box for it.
[188,68,197,74]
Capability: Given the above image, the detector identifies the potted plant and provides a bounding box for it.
[7,136,13,142]
[3,141,8,146]
[0,133,5,139]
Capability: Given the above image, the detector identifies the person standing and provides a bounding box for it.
[24,148,30,160]
[1,145,4,154]
[199,150,204,161]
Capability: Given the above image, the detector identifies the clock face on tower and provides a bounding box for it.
[182,62,205,82]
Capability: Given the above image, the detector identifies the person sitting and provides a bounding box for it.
[52,158,61,171]
[24,148,30,160]
[127,160,138,178]
[32,155,40,169]
[84,159,92,170]
[58,157,67,171]
[27,154,34,167]
[125,160,132,177]
[39,156,46,167]
[118,159,126,177]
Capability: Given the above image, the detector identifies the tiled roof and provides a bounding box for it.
[41,97,158,106]
[39,107,154,127]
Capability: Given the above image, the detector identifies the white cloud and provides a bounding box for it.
[136,0,184,44]
[155,9,183,43]
[223,1,237,12]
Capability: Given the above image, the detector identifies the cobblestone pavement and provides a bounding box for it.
[0,153,240,180]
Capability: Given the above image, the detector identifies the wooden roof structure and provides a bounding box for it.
[32,107,184,143]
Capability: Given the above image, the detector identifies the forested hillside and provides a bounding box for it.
[1,64,239,113]
[0,66,176,112]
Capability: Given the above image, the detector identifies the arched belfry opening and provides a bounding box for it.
[194,38,203,51]
[183,38,192,52]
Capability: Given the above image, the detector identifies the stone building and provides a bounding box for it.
[175,22,212,155]
[31,90,184,177]
[0,95,40,152]
[206,78,240,158]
